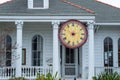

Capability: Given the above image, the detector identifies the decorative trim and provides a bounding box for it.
[61,0,95,14]
[94,25,100,33]
[52,21,60,29]
[15,20,24,29]
[15,20,23,25]
[0,16,95,22]
[87,21,95,30]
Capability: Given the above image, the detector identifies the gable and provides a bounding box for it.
[0,0,120,23]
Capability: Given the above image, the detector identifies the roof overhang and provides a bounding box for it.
[0,15,95,22]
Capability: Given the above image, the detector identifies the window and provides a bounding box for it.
[5,35,12,66]
[104,37,113,67]
[32,35,43,66]
[118,38,120,67]
[33,0,43,7]
[65,48,75,63]
[28,0,49,9]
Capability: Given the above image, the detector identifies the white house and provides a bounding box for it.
[0,0,120,80]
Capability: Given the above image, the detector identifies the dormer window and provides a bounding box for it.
[28,0,49,9]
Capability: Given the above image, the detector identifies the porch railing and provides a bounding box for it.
[95,67,120,76]
[0,66,52,80]
[22,66,53,79]
[0,67,16,79]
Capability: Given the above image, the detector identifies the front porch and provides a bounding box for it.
[0,15,95,80]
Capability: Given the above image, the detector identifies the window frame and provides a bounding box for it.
[28,0,49,9]
[104,37,113,67]
[32,35,43,66]
[118,38,120,67]
[5,35,12,66]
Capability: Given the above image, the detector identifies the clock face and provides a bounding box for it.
[59,20,88,49]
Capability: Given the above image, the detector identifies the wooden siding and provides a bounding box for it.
[94,26,120,67]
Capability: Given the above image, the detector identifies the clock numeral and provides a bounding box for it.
[63,37,66,40]
[72,42,74,46]
[81,33,85,35]
[61,33,65,35]
[72,23,74,26]
[63,29,66,31]
[80,29,83,31]
[67,25,70,28]
[67,41,70,44]
[80,37,84,40]
[77,41,79,44]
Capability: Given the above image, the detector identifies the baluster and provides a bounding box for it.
[21,67,23,76]
[3,68,5,78]
[31,67,32,77]
[29,67,30,77]
[23,67,25,77]
[5,68,6,78]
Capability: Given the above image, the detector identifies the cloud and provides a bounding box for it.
[0,0,12,4]
[96,0,120,9]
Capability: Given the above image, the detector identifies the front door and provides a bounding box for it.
[62,46,78,77]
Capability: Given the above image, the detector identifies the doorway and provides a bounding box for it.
[61,45,82,78]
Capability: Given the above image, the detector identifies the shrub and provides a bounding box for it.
[9,77,26,80]
[36,72,61,80]
[93,72,120,80]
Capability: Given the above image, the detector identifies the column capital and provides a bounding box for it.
[87,21,95,30]
[15,20,24,29]
[52,21,60,29]
[52,21,60,25]
[15,20,24,25]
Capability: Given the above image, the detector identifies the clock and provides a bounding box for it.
[59,19,88,49]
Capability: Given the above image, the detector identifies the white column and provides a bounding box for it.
[88,21,95,80]
[52,21,60,76]
[15,21,23,77]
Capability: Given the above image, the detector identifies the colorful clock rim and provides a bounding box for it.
[58,19,88,49]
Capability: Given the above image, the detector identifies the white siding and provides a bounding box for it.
[94,26,120,67]
[23,22,53,67]
[0,22,53,68]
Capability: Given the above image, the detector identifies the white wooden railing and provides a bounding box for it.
[22,66,53,79]
[0,67,16,79]
[95,67,120,76]
[0,66,52,80]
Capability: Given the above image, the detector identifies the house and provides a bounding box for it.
[0,0,120,80]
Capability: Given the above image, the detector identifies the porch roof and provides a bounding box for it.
[0,0,119,23]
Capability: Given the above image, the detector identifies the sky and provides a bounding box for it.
[96,0,120,8]
[0,0,120,9]
[0,0,12,4]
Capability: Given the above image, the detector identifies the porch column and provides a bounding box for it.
[15,21,23,77]
[52,21,60,76]
[88,21,95,80]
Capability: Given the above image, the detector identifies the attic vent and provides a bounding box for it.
[28,0,49,9]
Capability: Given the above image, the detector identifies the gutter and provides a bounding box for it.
[95,23,120,25]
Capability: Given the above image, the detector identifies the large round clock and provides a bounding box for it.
[59,19,88,49]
